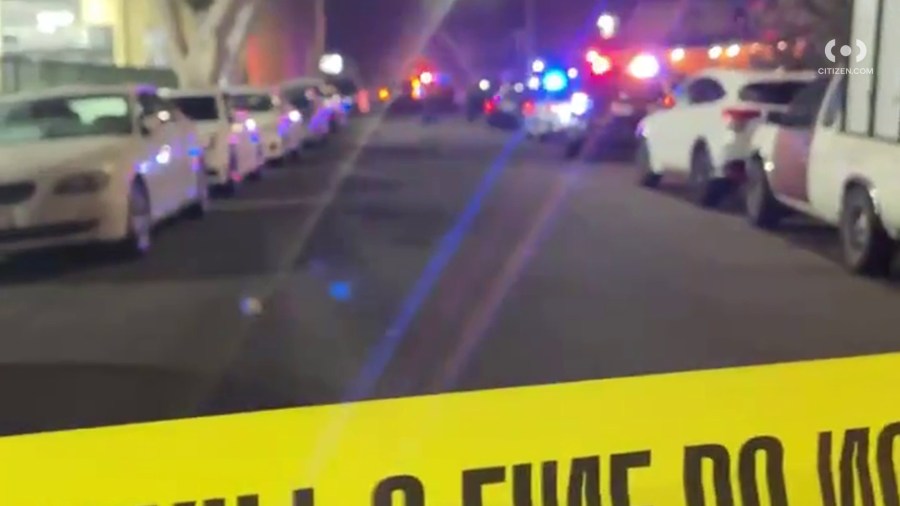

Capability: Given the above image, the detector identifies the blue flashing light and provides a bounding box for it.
[329,280,353,301]
[541,69,568,92]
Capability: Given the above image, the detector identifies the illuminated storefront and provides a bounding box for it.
[0,0,166,67]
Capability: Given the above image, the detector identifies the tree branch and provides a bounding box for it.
[198,0,238,39]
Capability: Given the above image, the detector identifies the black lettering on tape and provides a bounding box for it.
[372,475,426,506]
[567,456,600,506]
[610,451,651,506]
[737,436,787,506]
[512,463,532,505]
[293,488,315,506]
[878,422,900,506]
[462,466,505,506]
[818,428,876,506]
[542,461,560,506]
[511,461,561,506]
[171,497,258,506]
[684,444,733,506]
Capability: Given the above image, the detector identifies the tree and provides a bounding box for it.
[156,0,259,88]
[750,0,850,67]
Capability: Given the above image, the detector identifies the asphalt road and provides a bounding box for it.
[1,115,899,435]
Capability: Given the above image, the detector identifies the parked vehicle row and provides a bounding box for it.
[0,78,349,259]
[634,69,900,277]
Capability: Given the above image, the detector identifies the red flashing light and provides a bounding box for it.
[522,100,535,115]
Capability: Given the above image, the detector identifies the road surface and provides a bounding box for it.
[1,116,898,435]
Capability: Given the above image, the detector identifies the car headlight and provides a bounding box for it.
[54,171,110,195]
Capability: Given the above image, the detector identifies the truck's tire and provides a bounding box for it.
[744,155,784,228]
[635,140,661,188]
[839,185,896,276]
[689,145,729,208]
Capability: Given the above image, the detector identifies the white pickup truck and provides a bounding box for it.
[744,1,900,277]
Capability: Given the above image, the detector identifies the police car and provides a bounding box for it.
[520,66,588,140]
[563,50,674,159]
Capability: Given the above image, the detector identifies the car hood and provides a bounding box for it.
[0,136,133,181]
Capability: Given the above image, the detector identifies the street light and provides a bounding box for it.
[531,59,545,73]
[597,13,617,39]
[319,53,343,75]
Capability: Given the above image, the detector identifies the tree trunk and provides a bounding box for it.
[156,0,259,88]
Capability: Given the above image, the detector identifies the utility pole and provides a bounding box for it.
[524,0,536,73]
[310,0,326,74]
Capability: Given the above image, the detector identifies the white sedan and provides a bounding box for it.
[166,89,264,192]
[224,86,303,163]
[0,84,207,257]
[636,69,816,206]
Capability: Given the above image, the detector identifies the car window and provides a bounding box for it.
[739,81,811,105]
[228,93,274,112]
[687,78,725,104]
[0,94,132,143]
[283,88,313,110]
[785,77,830,127]
[171,96,220,122]
[821,76,845,127]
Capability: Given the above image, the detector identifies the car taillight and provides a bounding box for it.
[723,108,761,131]
[522,100,535,115]
[484,98,495,113]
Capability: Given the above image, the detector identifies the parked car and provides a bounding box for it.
[224,86,302,164]
[0,84,207,257]
[635,68,816,206]
[279,77,340,144]
[165,88,264,193]
[485,84,538,129]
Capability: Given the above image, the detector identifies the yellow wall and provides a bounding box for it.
[81,0,164,67]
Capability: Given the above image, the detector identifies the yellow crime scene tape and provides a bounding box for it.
[0,353,898,505]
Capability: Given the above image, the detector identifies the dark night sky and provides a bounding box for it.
[326,0,621,81]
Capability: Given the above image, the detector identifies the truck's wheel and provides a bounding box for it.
[744,155,784,228]
[689,145,729,208]
[839,185,895,276]
[635,140,661,188]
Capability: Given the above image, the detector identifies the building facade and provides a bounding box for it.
[245,0,324,86]
[0,0,168,67]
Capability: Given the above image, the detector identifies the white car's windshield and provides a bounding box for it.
[0,94,132,143]
[228,93,274,112]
